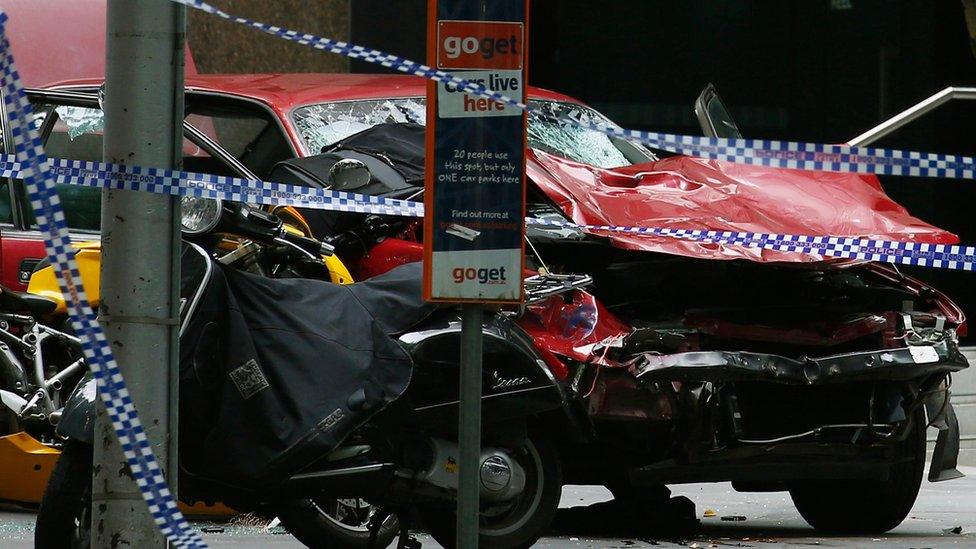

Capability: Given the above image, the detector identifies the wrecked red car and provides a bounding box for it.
[21,75,968,536]
[270,77,969,535]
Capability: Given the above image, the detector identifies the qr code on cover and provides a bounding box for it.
[229,358,269,400]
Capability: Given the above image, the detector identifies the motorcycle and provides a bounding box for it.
[36,196,584,549]
[0,252,89,444]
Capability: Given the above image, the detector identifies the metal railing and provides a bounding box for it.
[849,86,976,146]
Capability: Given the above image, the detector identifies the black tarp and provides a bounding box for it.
[178,261,436,488]
[267,123,426,237]
[326,122,426,186]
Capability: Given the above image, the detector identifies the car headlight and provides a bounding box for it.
[180,197,223,234]
[526,203,586,241]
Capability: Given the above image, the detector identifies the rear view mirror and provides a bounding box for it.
[328,158,371,191]
[694,84,742,139]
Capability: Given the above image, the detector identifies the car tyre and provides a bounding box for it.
[417,432,562,549]
[35,439,92,549]
[789,407,927,534]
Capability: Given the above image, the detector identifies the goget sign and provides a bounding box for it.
[423,0,528,303]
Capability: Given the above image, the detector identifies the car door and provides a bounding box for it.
[0,91,110,290]
[182,90,298,179]
[694,83,743,139]
[0,89,261,290]
[0,107,22,289]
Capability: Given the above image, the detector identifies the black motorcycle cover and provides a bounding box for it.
[179,261,436,488]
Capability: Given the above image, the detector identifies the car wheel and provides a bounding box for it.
[35,439,92,549]
[275,497,399,549]
[789,407,927,534]
[418,433,562,549]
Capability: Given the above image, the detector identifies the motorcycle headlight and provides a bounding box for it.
[180,197,223,235]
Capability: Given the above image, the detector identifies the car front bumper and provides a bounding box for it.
[626,337,968,485]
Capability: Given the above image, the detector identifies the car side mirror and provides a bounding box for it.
[694,84,742,139]
[328,158,371,191]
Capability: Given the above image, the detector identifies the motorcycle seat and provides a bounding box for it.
[0,285,57,316]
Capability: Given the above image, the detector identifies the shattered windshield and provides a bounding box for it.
[291,98,653,168]
[292,99,426,154]
[527,101,654,168]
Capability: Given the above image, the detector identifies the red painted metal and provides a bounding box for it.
[865,263,966,332]
[43,73,964,266]
[517,289,631,366]
[353,237,425,280]
[0,0,198,292]
[0,236,44,290]
[527,149,958,264]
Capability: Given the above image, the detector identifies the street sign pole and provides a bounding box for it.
[424,1,529,546]
[95,1,186,546]
[457,302,484,545]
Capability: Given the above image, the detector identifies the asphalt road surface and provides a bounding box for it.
[2,467,974,547]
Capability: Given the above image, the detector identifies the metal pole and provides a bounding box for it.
[457,303,484,548]
[94,1,186,547]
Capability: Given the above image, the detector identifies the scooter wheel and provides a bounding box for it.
[275,497,400,549]
[35,440,93,549]
[418,433,562,549]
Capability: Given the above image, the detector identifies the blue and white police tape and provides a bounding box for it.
[0,154,425,217]
[171,0,976,182]
[0,12,206,549]
[1,149,974,272]
[525,218,976,271]
[591,132,976,180]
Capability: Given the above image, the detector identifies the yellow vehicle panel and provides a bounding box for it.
[27,242,101,315]
[0,432,235,515]
[0,432,59,504]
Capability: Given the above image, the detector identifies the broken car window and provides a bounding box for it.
[526,102,653,168]
[55,105,105,139]
[291,99,653,168]
[293,99,426,153]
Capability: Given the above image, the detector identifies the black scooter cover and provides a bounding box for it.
[178,261,436,488]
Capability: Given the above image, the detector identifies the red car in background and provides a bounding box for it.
[1,73,967,537]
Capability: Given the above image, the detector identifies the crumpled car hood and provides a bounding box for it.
[527,150,959,263]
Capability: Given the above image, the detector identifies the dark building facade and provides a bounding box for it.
[189,0,349,74]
